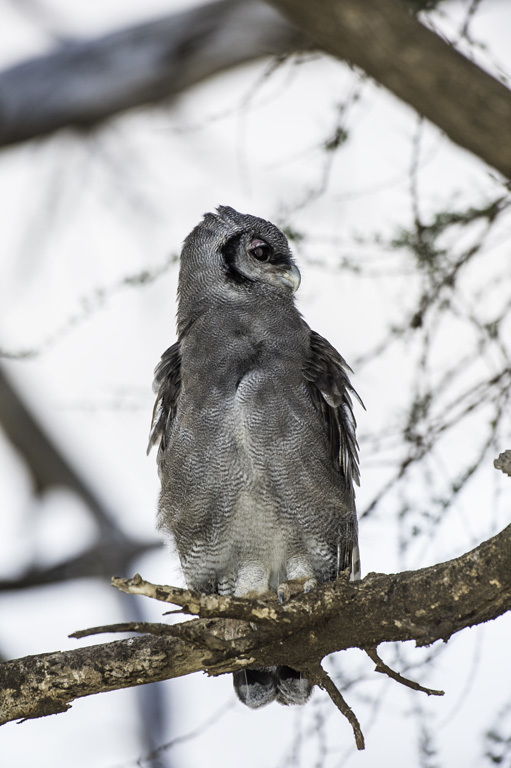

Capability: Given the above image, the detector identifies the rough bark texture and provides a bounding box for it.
[269,0,511,178]
[1,524,509,726]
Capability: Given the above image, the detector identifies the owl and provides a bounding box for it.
[148,206,361,708]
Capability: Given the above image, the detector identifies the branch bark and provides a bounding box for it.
[0,1,510,178]
[269,0,511,178]
[0,0,303,148]
[1,524,509,726]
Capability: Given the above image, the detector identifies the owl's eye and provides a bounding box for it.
[248,238,272,262]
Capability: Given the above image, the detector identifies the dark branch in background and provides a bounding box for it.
[0,363,165,764]
[269,0,511,177]
[0,365,162,588]
[0,364,117,538]
[1,523,509,736]
[0,0,304,148]
[0,539,161,592]
[0,0,510,177]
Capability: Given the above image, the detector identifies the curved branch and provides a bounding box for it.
[311,664,365,750]
[1,524,509,726]
[269,0,511,178]
[364,647,444,696]
[0,0,510,178]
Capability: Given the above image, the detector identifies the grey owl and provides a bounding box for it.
[148,206,361,708]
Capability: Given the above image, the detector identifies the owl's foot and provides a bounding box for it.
[277,576,317,603]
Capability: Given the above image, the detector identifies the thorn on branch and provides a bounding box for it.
[308,664,365,750]
[365,647,444,696]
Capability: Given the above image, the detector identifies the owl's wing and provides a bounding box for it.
[147,341,181,456]
[304,330,363,489]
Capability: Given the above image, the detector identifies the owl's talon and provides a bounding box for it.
[278,576,317,602]
[278,584,291,603]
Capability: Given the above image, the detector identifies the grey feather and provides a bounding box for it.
[149,206,362,706]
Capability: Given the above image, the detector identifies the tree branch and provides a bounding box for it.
[269,0,511,178]
[0,0,510,177]
[1,524,509,726]
[0,0,303,148]
[311,664,365,750]
[364,647,444,696]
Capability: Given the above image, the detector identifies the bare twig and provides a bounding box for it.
[70,621,179,639]
[365,647,444,696]
[310,664,365,750]
[71,619,233,653]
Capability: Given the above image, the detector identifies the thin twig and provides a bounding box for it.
[70,621,175,639]
[70,619,232,652]
[309,664,365,750]
[365,647,444,696]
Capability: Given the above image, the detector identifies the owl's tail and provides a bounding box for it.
[233,666,312,708]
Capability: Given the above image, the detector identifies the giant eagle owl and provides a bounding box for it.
[148,206,361,708]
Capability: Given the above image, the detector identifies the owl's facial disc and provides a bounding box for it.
[220,228,300,294]
[246,236,301,294]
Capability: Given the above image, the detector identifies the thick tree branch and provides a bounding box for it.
[0,1,510,178]
[1,524,509,726]
[269,0,511,178]
[0,364,162,590]
[0,0,303,148]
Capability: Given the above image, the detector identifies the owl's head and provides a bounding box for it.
[178,207,301,307]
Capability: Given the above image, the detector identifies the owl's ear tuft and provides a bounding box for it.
[216,205,242,224]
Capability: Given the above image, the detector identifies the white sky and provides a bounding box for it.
[0,1,510,767]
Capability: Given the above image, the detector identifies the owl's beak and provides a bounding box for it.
[276,264,301,293]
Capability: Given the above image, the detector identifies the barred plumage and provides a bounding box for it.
[149,206,362,707]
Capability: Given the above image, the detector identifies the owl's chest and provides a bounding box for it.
[176,310,313,475]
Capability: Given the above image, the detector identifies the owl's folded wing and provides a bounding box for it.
[147,340,182,456]
[303,330,363,489]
